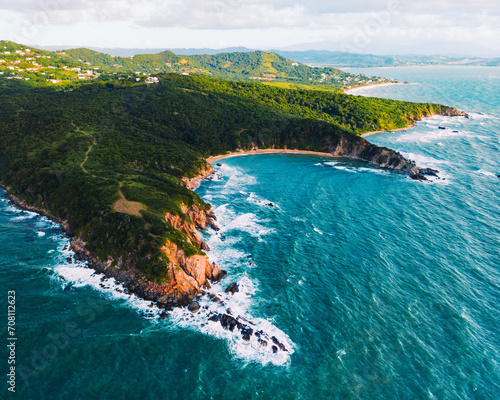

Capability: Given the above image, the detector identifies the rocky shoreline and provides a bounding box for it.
[0,182,290,352]
[1,129,444,302]
[0,125,455,351]
[0,183,224,308]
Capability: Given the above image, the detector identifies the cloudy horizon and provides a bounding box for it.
[1,0,499,57]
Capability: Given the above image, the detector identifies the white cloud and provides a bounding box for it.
[0,0,499,55]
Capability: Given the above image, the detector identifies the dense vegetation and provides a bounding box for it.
[0,40,393,90]
[62,48,366,88]
[0,74,447,282]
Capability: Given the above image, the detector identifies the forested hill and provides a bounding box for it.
[62,47,358,85]
[0,74,456,285]
[0,40,393,90]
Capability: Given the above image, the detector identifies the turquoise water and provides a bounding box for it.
[1,66,499,399]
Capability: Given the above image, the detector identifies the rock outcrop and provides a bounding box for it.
[440,107,469,118]
[327,107,468,179]
[165,204,219,247]
[330,135,419,174]
[184,163,215,190]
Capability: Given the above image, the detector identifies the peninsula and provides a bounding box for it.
[0,70,467,316]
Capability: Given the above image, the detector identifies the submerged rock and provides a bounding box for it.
[240,325,254,341]
[159,311,168,319]
[420,168,439,177]
[411,167,440,181]
[207,313,286,351]
[410,172,427,181]
[271,336,287,352]
[225,282,239,295]
[220,314,240,331]
[188,301,200,313]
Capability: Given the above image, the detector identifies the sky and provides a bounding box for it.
[1,0,499,56]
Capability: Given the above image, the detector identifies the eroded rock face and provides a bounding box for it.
[162,239,223,293]
[441,107,469,118]
[66,200,225,309]
[184,163,215,190]
[165,204,219,247]
[160,203,225,305]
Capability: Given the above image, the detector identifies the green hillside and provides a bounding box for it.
[0,73,445,282]
[0,41,394,90]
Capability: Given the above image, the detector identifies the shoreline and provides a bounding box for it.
[207,148,334,162]
[361,124,414,137]
[0,184,198,310]
[343,82,402,95]
[360,111,453,137]
[187,149,335,191]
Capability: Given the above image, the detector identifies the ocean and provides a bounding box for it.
[1,66,499,399]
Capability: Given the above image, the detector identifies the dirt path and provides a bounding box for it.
[80,137,97,174]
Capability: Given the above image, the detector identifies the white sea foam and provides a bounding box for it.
[313,227,324,235]
[213,205,274,239]
[357,167,389,175]
[324,162,389,175]
[194,162,294,365]
[333,165,357,173]
[401,152,449,167]
[218,164,257,195]
[51,240,158,316]
[246,192,277,208]
[37,231,46,237]
[20,159,292,367]
[168,274,294,366]
[396,128,463,144]
[476,169,497,177]
[12,210,38,221]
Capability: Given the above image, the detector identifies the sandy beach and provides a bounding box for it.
[186,149,334,190]
[344,82,402,95]
[361,124,414,137]
[207,149,334,162]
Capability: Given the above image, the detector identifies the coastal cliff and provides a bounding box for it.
[0,185,224,309]
[68,202,226,309]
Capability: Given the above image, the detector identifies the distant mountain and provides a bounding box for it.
[36,45,254,57]
[164,47,253,56]
[34,43,500,67]
[271,50,500,67]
